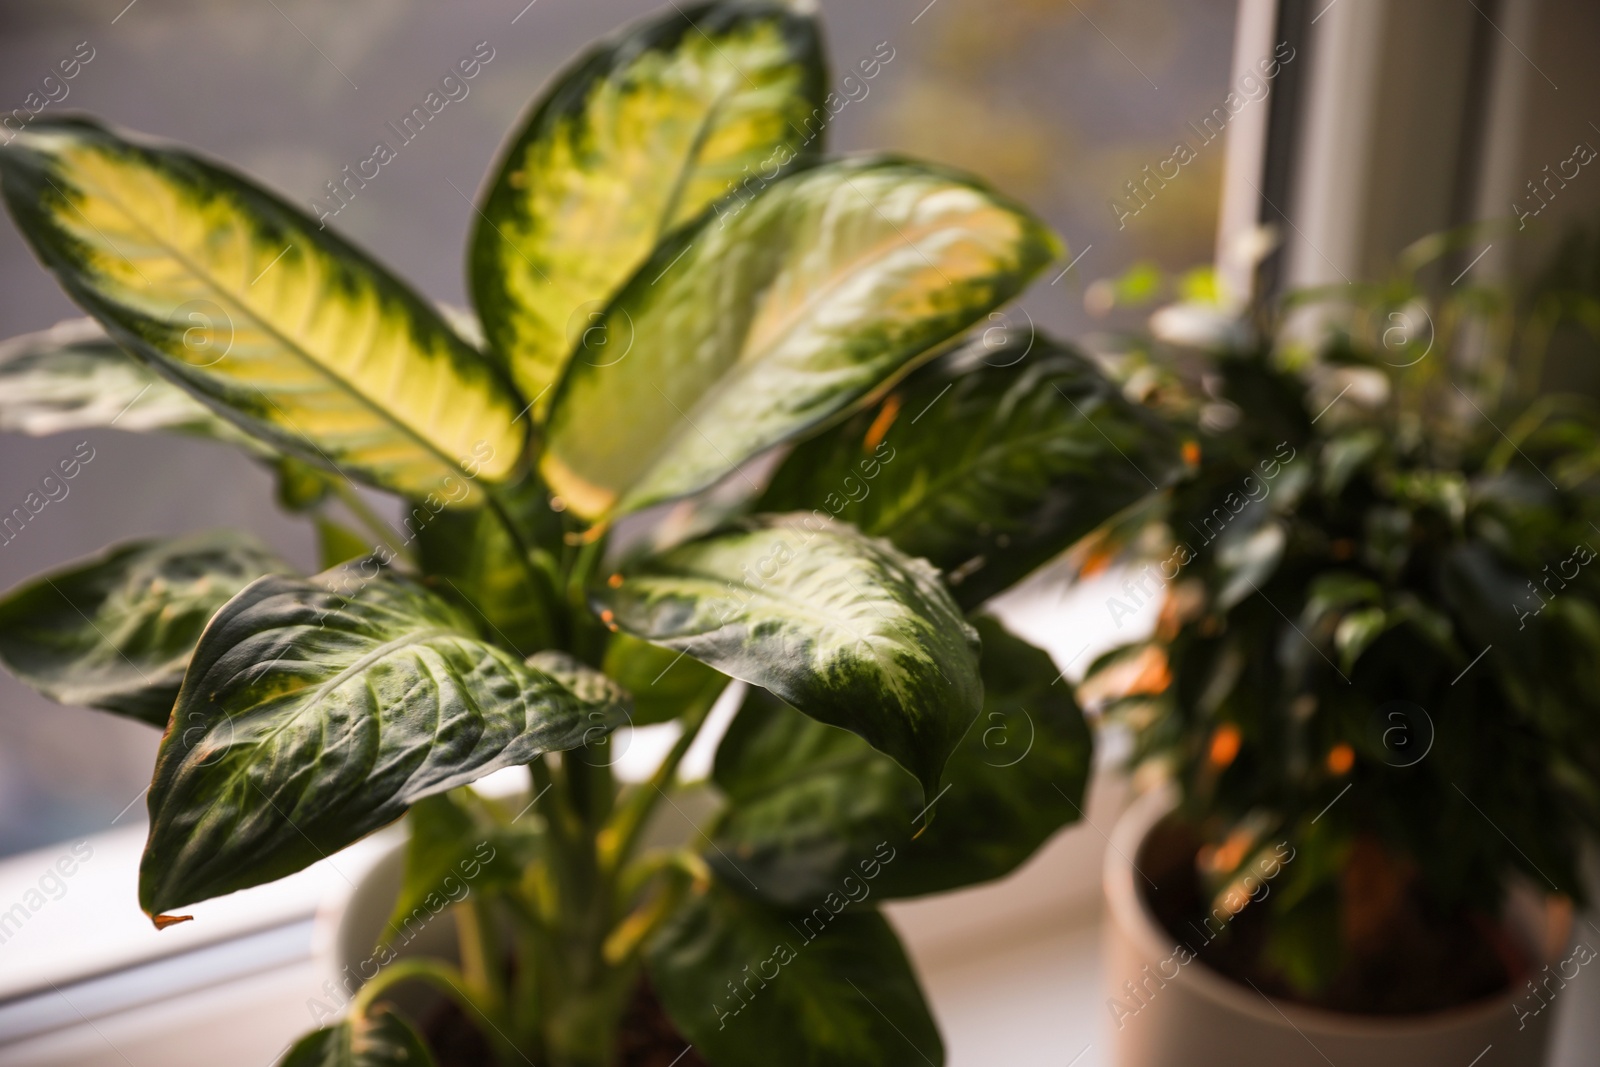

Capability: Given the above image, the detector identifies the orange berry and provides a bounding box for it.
[1209,724,1242,767]
[1327,743,1355,775]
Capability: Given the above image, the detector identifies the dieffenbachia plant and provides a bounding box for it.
[0,4,1177,1065]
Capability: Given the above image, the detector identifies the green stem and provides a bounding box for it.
[603,688,721,875]
[566,536,606,601]
[481,482,568,644]
[351,957,472,1018]
[456,896,505,1013]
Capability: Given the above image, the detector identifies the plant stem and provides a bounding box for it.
[351,957,471,1017]
[602,686,722,874]
[353,957,532,1067]
[456,896,505,1014]
[481,482,569,645]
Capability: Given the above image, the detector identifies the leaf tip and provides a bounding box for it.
[151,912,194,930]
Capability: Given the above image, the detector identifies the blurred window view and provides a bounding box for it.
[0,0,1238,859]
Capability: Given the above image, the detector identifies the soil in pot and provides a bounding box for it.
[421,977,708,1067]
[1137,816,1529,1015]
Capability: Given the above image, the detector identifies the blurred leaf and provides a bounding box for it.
[710,616,1091,904]
[316,520,374,570]
[1333,607,1387,673]
[279,1011,435,1067]
[648,876,943,1067]
[0,318,271,451]
[414,476,564,657]
[601,632,726,727]
[382,792,527,947]
[0,533,289,726]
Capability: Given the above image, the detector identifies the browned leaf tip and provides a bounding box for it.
[151,913,194,930]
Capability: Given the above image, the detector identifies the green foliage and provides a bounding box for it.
[598,517,983,797]
[139,569,630,917]
[0,117,525,504]
[647,877,943,1067]
[1085,245,1600,1002]
[0,533,289,726]
[280,1010,437,1067]
[540,156,1060,522]
[471,0,827,416]
[709,616,1091,905]
[0,3,1175,1064]
[760,335,1181,608]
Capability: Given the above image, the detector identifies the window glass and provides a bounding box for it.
[0,0,1236,857]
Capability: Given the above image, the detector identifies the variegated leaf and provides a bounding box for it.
[279,1010,435,1067]
[710,617,1092,905]
[0,118,523,504]
[472,0,826,414]
[0,533,291,727]
[541,157,1061,521]
[759,335,1182,608]
[597,515,981,796]
[0,318,266,451]
[139,568,629,919]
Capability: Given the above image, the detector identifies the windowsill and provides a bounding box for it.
[2,769,1598,1067]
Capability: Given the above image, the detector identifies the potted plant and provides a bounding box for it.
[0,3,1182,1064]
[1082,247,1600,1065]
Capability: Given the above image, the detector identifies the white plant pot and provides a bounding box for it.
[1103,787,1571,1067]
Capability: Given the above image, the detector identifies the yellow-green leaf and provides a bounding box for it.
[0,118,523,504]
[471,1,827,415]
[541,157,1062,521]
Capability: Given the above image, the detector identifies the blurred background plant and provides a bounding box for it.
[1077,219,1600,1010]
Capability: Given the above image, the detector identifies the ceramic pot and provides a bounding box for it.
[1103,787,1572,1067]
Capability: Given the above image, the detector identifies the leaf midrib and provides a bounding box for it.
[653,76,738,241]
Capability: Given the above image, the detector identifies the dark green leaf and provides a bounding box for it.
[472,0,827,415]
[710,617,1091,904]
[598,515,982,796]
[279,1010,436,1067]
[0,533,290,726]
[648,876,943,1067]
[759,336,1180,609]
[139,568,630,918]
